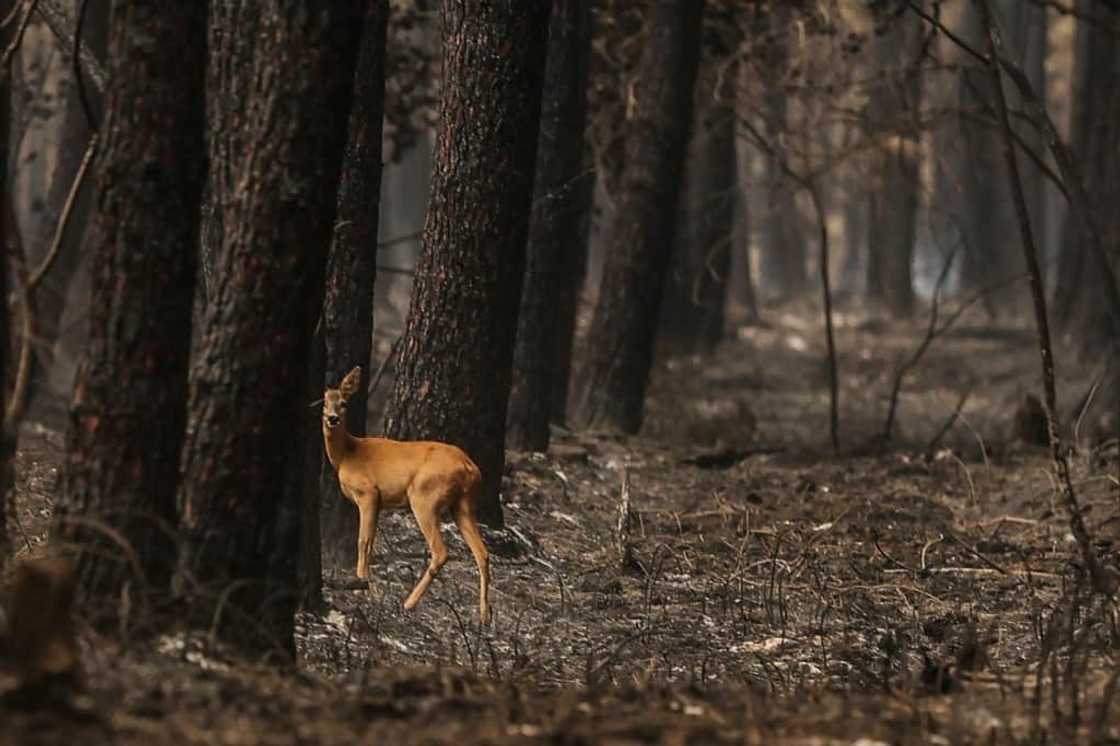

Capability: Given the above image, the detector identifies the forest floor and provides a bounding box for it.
[3,300,1120,745]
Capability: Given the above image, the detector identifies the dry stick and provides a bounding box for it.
[739,117,839,450]
[5,135,97,429]
[977,0,1112,595]
[926,387,972,454]
[879,249,958,449]
[616,468,632,570]
[27,136,97,290]
[366,335,403,398]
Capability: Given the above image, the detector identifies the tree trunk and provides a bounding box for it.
[756,7,805,301]
[383,1,550,526]
[956,1,1028,314]
[865,8,923,317]
[573,0,704,434]
[317,1,388,574]
[0,0,12,562]
[179,3,362,660]
[661,59,736,353]
[1054,0,1119,350]
[54,0,205,624]
[24,0,109,421]
[733,59,759,323]
[507,0,593,453]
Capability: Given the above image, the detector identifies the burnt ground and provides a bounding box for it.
[3,303,1120,744]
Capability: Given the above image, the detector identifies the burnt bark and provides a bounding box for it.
[573,0,704,433]
[507,0,593,453]
[317,1,388,573]
[383,1,550,526]
[55,0,205,622]
[661,59,736,353]
[0,0,12,562]
[179,3,362,660]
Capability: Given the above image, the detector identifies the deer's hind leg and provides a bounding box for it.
[402,494,449,611]
[453,498,490,624]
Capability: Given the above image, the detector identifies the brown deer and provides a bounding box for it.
[321,367,490,623]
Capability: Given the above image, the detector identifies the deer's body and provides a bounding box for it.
[321,367,490,623]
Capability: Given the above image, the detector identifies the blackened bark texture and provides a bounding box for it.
[661,60,735,353]
[865,8,924,317]
[54,0,205,623]
[1053,0,1119,350]
[299,327,325,606]
[197,3,259,307]
[318,2,388,570]
[573,0,704,434]
[507,0,593,453]
[383,1,550,526]
[179,4,362,660]
[0,0,11,561]
[25,0,109,418]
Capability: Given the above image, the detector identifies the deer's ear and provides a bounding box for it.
[339,366,362,397]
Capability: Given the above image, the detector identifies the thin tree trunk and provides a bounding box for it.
[1053,0,1118,349]
[574,0,704,433]
[0,0,13,562]
[179,3,362,660]
[865,7,924,317]
[383,1,550,526]
[56,0,206,625]
[24,0,108,420]
[758,8,805,300]
[508,0,593,453]
[316,1,388,578]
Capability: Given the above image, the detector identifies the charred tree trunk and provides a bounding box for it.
[179,3,362,660]
[865,7,924,317]
[383,1,550,526]
[1054,0,1119,350]
[55,0,205,624]
[507,0,593,453]
[0,0,12,562]
[661,59,736,353]
[24,0,109,421]
[573,0,704,433]
[315,2,388,577]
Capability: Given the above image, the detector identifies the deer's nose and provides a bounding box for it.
[326,414,341,427]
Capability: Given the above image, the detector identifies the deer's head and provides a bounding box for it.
[323,366,361,429]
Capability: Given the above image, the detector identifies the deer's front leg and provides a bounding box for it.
[356,497,379,581]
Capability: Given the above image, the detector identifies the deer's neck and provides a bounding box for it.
[322,421,357,470]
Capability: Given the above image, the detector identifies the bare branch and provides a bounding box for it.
[27,135,97,291]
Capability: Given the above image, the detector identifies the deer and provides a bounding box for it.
[320,366,490,623]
